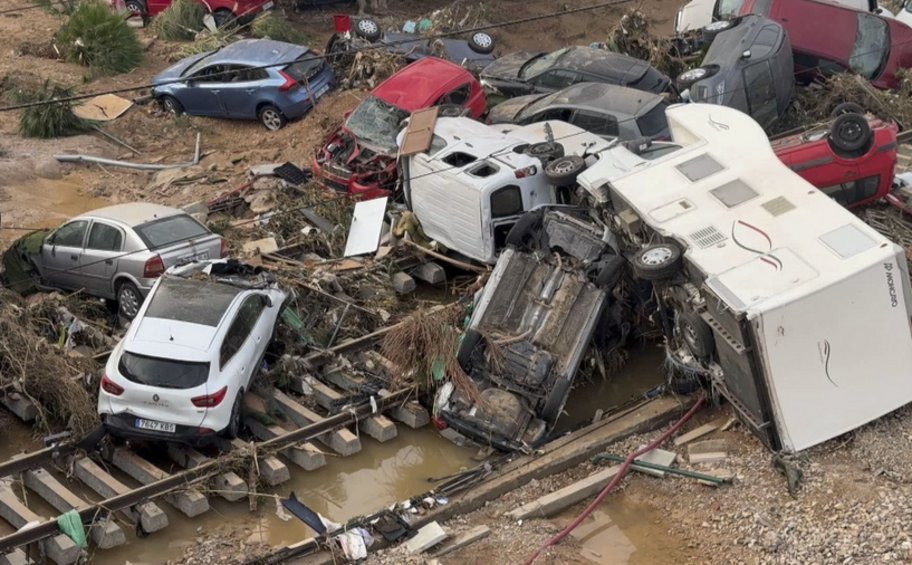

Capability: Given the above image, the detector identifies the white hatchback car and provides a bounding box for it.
[97,260,287,445]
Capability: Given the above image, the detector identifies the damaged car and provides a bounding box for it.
[314,56,486,199]
[436,209,628,450]
[479,46,672,98]
[1,203,225,321]
[486,82,670,140]
[676,15,793,130]
[98,260,287,445]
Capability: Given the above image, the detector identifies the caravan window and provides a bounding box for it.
[491,185,523,218]
[429,135,447,155]
[442,152,477,167]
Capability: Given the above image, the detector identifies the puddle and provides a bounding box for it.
[555,344,666,434]
[554,495,693,564]
[96,427,475,564]
[0,174,108,248]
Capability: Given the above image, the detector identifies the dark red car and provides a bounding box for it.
[741,0,912,89]
[772,112,898,208]
[313,57,486,200]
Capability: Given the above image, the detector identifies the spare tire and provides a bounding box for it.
[544,155,586,186]
[831,102,865,118]
[468,32,495,54]
[632,242,683,281]
[524,141,565,163]
[504,209,545,248]
[676,311,715,359]
[828,113,872,155]
[355,18,381,42]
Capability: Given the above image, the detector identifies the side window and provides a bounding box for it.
[86,222,123,252]
[536,107,574,122]
[219,295,267,368]
[429,134,447,156]
[490,185,523,218]
[439,84,471,106]
[821,175,882,207]
[235,66,269,82]
[52,220,89,248]
[572,110,619,137]
[743,62,774,113]
[533,70,581,89]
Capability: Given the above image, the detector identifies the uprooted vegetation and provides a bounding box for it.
[56,0,143,75]
[17,80,94,138]
[604,9,695,79]
[153,0,206,41]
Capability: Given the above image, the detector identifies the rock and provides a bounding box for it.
[391,272,416,295]
[247,190,276,215]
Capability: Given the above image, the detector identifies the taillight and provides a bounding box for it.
[278,71,298,92]
[191,386,228,408]
[143,254,165,278]
[219,239,228,258]
[101,374,124,396]
[514,165,537,179]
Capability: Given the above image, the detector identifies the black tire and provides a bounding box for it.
[160,95,183,115]
[632,242,683,281]
[438,104,468,117]
[116,280,143,321]
[504,209,545,248]
[468,32,495,54]
[668,372,702,395]
[456,329,482,369]
[524,141,564,163]
[676,311,714,359]
[258,104,287,131]
[830,102,865,118]
[124,0,146,16]
[222,390,243,439]
[544,155,586,186]
[828,113,872,154]
[702,19,734,43]
[355,18,381,42]
[212,8,235,29]
[676,65,718,91]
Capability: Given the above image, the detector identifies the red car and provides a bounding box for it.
[740,0,912,89]
[772,112,898,208]
[119,0,273,26]
[313,57,486,200]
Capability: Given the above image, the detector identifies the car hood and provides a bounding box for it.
[486,93,546,123]
[152,52,211,85]
[481,51,541,81]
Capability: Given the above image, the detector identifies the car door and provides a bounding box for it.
[40,219,89,290]
[219,295,268,394]
[80,220,125,298]
[181,65,228,116]
[489,184,526,250]
[146,0,171,14]
[216,65,269,119]
[743,60,778,129]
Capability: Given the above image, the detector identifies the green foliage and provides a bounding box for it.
[56,1,143,75]
[17,81,94,139]
[33,0,78,16]
[250,12,308,44]
[153,0,205,41]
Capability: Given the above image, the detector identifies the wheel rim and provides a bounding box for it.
[119,286,140,319]
[359,20,378,34]
[641,246,673,265]
[551,159,576,174]
[838,122,862,142]
[126,2,141,13]
[681,68,707,82]
[473,33,492,48]
[530,143,554,156]
[262,109,282,130]
[163,98,176,113]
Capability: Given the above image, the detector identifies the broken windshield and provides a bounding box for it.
[346,95,409,151]
[849,13,890,79]
[522,48,569,79]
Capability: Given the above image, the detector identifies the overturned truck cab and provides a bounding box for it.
[579,103,912,452]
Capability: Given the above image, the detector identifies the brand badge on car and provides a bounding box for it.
[152,394,160,402]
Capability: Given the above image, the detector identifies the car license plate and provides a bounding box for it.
[135,418,176,433]
[315,85,330,99]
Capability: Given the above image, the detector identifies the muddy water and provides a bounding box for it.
[555,344,666,434]
[554,495,694,564]
[96,427,475,564]
[0,175,108,248]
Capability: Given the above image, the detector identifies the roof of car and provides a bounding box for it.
[530,82,664,117]
[762,0,859,60]
[703,15,785,68]
[79,203,184,227]
[555,47,651,81]
[144,276,242,328]
[204,38,309,65]
[373,57,475,112]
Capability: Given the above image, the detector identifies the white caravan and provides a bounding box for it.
[579,103,912,452]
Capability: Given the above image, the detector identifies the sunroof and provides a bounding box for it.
[710,179,758,208]
[145,277,240,327]
[676,153,723,182]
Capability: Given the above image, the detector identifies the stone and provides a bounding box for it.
[248,190,277,214]
[431,525,490,557]
[633,448,678,477]
[391,271,416,295]
[405,521,448,554]
[242,237,279,256]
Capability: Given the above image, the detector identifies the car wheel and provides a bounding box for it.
[544,155,587,187]
[222,389,244,439]
[504,209,545,249]
[468,32,495,54]
[830,102,865,118]
[117,280,143,321]
[124,0,145,16]
[355,18,381,42]
[828,113,872,155]
[676,65,717,91]
[258,105,287,131]
[213,8,235,28]
[524,141,565,164]
[632,242,683,281]
[702,19,734,43]
[437,104,469,117]
[160,95,183,116]
[676,310,714,359]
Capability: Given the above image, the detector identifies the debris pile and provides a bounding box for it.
[603,9,691,79]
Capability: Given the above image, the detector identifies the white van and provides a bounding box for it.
[579,103,912,452]
[675,0,893,34]
[399,118,614,264]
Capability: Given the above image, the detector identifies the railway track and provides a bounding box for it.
[0,322,435,565]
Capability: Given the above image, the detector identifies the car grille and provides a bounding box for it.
[323,161,352,179]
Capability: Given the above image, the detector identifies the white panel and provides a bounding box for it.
[344,197,388,257]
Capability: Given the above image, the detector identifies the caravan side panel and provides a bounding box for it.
[756,252,912,451]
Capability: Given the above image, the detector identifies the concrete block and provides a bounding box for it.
[271,390,361,456]
[0,481,79,565]
[248,163,282,178]
[689,452,728,465]
[687,439,732,456]
[245,418,326,471]
[166,444,248,502]
[1,392,37,422]
[506,465,623,521]
[391,271,416,295]
[323,367,364,392]
[431,525,490,557]
[405,521,448,554]
[227,440,290,486]
[673,422,719,446]
[411,262,446,285]
[359,415,398,443]
[73,457,168,534]
[0,549,33,565]
[110,448,209,518]
[389,401,430,429]
[633,448,677,478]
[24,468,125,549]
[439,427,469,447]
[307,380,346,412]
